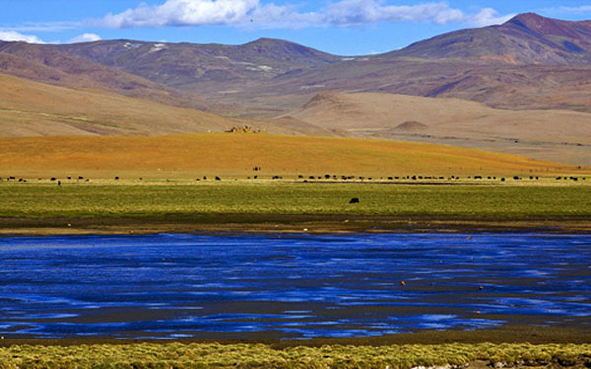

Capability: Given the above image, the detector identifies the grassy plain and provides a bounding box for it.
[0,133,589,233]
[2,182,591,218]
[0,342,590,369]
[0,181,589,234]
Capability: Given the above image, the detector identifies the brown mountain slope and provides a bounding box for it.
[0,42,209,110]
[0,73,286,136]
[388,13,591,65]
[209,56,591,114]
[286,92,591,165]
[58,38,342,90]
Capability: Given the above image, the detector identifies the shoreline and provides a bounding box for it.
[1,214,590,237]
[2,325,591,347]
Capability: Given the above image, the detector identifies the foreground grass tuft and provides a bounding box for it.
[0,343,589,369]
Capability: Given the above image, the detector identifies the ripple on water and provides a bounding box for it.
[0,233,589,339]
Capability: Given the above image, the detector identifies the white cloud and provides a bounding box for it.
[5,21,80,33]
[0,30,102,45]
[101,0,261,28]
[322,0,464,26]
[467,8,516,27]
[95,0,509,29]
[249,3,318,28]
[545,5,591,13]
[0,30,45,43]
[68,33,102,43]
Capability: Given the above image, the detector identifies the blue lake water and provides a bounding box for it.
[0,233,590,339]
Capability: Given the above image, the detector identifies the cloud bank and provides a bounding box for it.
[0,31,102,45]
[0,30,45,43]
[68,33,102,43]
[97,0,512,29]
[321,1,464,26]
[468,8,516,28]
[547,5,591,13]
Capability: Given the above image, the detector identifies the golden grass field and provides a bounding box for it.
[0,133,585,178]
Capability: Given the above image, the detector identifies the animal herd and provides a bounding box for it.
[0,176,90,184]
[292,174,585,183]
[0,174,587,184]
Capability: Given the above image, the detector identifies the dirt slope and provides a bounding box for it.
[287,92,591,165]
[0,73,263,136]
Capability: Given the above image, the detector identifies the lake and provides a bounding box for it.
[0,233,589,339]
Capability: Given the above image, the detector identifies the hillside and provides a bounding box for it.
[58,38,342,90]
[389,13,591,65]
[287,92,591,165]
[0,133,579,178]
[221,53,591,114]
[0,41,210,110]
[0,73,273,136]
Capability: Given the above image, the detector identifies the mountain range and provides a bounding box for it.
[390,13,591,65]
[1,13,590,164]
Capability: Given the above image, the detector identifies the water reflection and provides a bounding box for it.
[0,233,589,338]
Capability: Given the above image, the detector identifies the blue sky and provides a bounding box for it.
[1,0,591,55]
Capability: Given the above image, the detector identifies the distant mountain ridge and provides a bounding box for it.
[2,13,591,113]
[58,37,342,90]
[0,40,210,110]
[1,14,591,114]
[388,13,591,65]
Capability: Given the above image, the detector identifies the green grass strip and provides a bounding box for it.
[1,183,590,219]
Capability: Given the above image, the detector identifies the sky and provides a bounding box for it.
[1,0,591,55]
